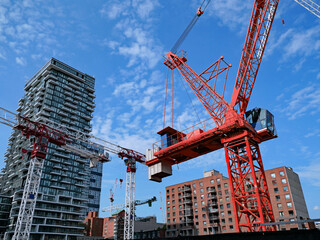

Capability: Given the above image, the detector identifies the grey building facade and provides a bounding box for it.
[0,58,102,240]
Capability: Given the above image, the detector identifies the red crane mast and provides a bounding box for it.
[147,0,279,232]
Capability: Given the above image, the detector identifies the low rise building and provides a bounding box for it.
[165,166,310,237]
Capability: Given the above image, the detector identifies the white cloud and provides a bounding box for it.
[280,84,320,120]
[15,56,26,66]
[314,205,319,211]
[296,162,320,187]
[268,25,320,64]
[207,0,251,32]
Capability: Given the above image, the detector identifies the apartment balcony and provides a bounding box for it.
[73,95,82,101]
[209,215,219,221]
[61,118,70,124]
[182,186,191,192]
[85,85,95,93]
[65,91,72,97]
[43,106,53,112]
[68,82,80,90]
[183,199,192,204]
[208,188,216,193]
[65,102,77,110]
[208,206,219,213]
[183,193,192,198]
[184,210,193,216]
[58,111,68,117]
[82,115,92,121]
[62,85,72,92]
[208,194,217,200]
[88,93,95,98]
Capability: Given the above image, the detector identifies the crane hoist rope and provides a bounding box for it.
[171,0,211,53]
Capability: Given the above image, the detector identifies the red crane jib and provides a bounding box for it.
[16,117,68,159]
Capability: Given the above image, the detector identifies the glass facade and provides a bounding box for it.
[0,58,102,240]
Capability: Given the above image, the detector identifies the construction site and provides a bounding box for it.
[0,0,319,239]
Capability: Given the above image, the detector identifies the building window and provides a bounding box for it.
[173,218,176,222]
[201,201,205,206]
[224,183,228,188]
[203,221,207,225]
[280,171,285,176]
[287,202,292,208]
[167,207,170,211]
[217,178,221,183]
[195,215,199,220]
[220,205,224,210]
[201,194,204,199]
[194,202,198,207]
[202,214,206,218]
[275,195,280,201]
[193,183,196,188]
[288,210,294,216]
[228,218,233,223]
[173,206,176,210]
[195,208,198,213]
[283,186,288,192]
[230,225,234,230]
[274,187,279,193]
[227,203,231,208]
[217,185,221,190]
[277,203,282,209]
[228,211,232,216]
[281,178,287,184]
[167,201,170,205]
[272,180,277,186]
[204,228,207,233]
[167,213,170,217]
[285,194,290,200]
[221,211,225,217]
[167,219,170,223]
[221,218,225,223]
[178,187,181,192]
[167,195,169,199]
[173,212,176,216]
[226,197,230,202]
[202,207,205,211]
[179,205,182,209]
[200,182,203,186]
[210,179,214,184]
[219,198,223,203]
[225,190,229,195]
[172,188,175,193]
[271,173,276,178]
[167,189,169,193]
[193,190,196,194]
[200,188,204,193]
[172,194,175,198]
[279,211,284,217]
[172,200,175,204]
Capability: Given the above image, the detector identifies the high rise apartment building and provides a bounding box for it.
[0,58,102,240]
[165,166,309,237]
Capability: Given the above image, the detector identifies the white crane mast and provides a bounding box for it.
[295,0,320,18]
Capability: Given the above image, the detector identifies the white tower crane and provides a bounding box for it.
[0,106,145,240]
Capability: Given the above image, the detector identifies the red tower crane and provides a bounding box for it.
[147,0,279,232]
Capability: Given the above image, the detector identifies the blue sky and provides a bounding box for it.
[0,0,320,222]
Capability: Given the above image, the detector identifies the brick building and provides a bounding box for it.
[84,212,104,236]
[165,166,309,237]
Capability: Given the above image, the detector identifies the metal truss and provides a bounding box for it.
[295,0,320,18]
[12,157,44,240]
